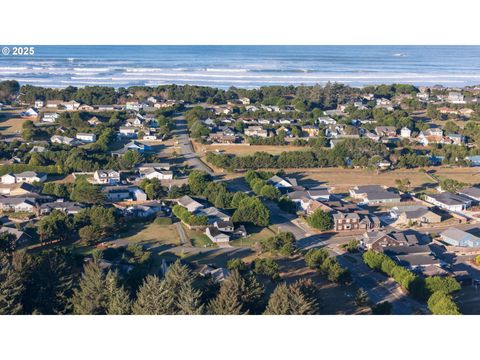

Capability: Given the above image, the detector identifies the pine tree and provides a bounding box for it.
[105,271,132,315]
[132,275,173,315]
[209,270,247,315]
[72,260,108,315]
[264,282,316,315]
[32,250,74,314]
[0,253,24,315]
[163,260,203,314]
[242,272,265,314]
[176,283,204,315]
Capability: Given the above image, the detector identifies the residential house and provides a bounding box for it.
[375,126,397,137]
[390,205,442,225]
[39,201,84,215]
[176,195,204,213]
[205,226,230,243]
[458,187,480,203]
[349,185,401,205]
[448,92,465,104]
[64,101,81,111]
[199,265,230,283]
[46,100,64,109]
[102,186,147,202]
[214,220,234,232]
[400,127,412,138]
[440,228,480,247]
[318,116,336,125]
[42,113,59,123]
[88,116,102,126]
[13,171,47,184]
[446,133,465,145]
[361,231,420,251]
[34,100,44,108]
[0,197,37,213]
[244,126,269,138]
[119,127,138,138]
[20,108,38,118]
[125,101,142,111]
[51,135,82,146]
[301,125,321,137]
[78,104,94,111]
[94,170,121,185]
[111,141,151,156]
[140,168,173,180]
[76,133,97,143]
[424,193,471,212]
[196,207,231,224]
[332,212,381,231]
[0,227,31,246]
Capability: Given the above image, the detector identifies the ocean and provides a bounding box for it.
[1,45,480,88]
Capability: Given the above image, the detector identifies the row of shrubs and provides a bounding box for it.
[362,250,461,315]
[172,205,208,226]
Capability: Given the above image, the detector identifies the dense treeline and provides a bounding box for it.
[206,138,389,170]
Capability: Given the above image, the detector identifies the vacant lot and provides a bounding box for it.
[193,141,306,156]
[0,111,37,134]
[116,222,180,246]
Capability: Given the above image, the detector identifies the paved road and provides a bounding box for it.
[173,116,213,175]
[264,200,427,314]
[175,222,189,245]
[171,118,427,314]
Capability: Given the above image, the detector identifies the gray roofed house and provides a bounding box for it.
[361,230,419,251]
[458,187,480,202]
[102,186,147,202]
[390,205,442,225]
[350,185,400,205]
[440,227,480,247]
[0,226,31,246]
[176,195,204,213]
[205,226,230,243]
[0,196,37,212]
[395,254,442,270]
[424,192,472,212]
[197,206,231,223]
[39,201,85,215]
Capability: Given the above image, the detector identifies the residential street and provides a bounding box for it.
[173,116,214,175]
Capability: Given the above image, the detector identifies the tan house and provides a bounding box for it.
[391,205,442,225]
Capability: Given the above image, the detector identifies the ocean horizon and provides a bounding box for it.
[1,45,480,89]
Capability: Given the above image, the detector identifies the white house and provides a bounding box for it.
[0,173,17,184]
[141,168,173,180]
[51,135,82,146]
[64,101,81,111]
[34,100,44,108]
[42,113,59,123]
[125,101,141,111]
[318,116,337,125]
[76,133,97,143]
[21,108,38,118]
[119,127,138,138]
[400,127,412,138]
[205,226,230,243]
[424,193,472,212]
[14,171,47,184]
[94,170,121,185]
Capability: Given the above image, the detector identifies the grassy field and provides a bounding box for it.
[193,141,306,156]
[184,227,216,248]
[0,111,37,134]
[117,222,181,246]
[221,167,478,193]
[230,226,276,248]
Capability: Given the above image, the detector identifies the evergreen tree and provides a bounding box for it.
[0,253,24,315]
[132,275,173,315]
[163,260,203,314]
[208,270,248,315]
[31,250,74,314]
[264,282,316,315]
[72,260,108,315]
[105,271,132,315]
